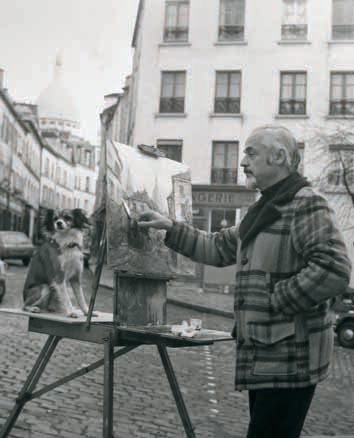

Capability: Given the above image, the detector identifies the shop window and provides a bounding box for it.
[211,209,236,232]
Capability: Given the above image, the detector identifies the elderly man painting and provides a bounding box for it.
[138,125,351,438]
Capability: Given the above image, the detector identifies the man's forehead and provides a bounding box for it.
[245,131,274,149]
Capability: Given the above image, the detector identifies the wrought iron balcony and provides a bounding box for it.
[218,25,244,41]
[214,97,240,114]
[330,99,354,116]
[279,99,306,115]
[281,24,308,40]
[211,168,238,185]
[332,24,354,40]
[164,26,189,42]
[159,97,185,113]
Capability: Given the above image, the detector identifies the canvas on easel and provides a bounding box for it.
[92,140,195,326]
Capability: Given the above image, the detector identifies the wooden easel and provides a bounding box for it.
[0,214,232,438]
[0,139,233,437]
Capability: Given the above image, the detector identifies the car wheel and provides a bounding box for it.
[337,321,354,348]
[22,257,30,266]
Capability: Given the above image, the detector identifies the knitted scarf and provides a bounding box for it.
[239,172,311,249]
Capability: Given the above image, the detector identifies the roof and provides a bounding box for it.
[132,0,144,48]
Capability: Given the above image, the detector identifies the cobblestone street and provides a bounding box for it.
[0,262,353,437]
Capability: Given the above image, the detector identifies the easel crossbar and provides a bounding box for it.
[31,345,139,400]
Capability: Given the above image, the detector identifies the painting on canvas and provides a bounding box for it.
[96,140,195,278]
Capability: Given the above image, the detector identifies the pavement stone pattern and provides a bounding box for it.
[0,262,353,437]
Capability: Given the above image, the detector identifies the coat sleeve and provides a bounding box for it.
[164,221,238,267]
[271,192,352,315]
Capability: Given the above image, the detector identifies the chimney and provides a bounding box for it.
[0,68,4,90]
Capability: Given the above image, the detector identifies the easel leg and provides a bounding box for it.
[157,345,196,438]
[103,333,114,438]
[0,335,61,438]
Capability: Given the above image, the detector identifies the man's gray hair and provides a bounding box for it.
[248,125,301,171]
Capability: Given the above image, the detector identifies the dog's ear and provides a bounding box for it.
[43,209,55,233]
[72,208,90,229]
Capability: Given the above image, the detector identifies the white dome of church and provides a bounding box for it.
[36,54,81,136]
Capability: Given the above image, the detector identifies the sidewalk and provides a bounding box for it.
[99,265,234,318]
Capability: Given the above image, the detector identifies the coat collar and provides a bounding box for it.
[239,172,311,249]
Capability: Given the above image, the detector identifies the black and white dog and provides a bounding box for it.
[23,208,90,318]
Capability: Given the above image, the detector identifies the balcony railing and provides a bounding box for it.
[164,26,189,42]
[218,25,244,41]
[330,99,354,116]
[332,24,354,40]
[214,97,240,113]
[279,99,306,115]
[159,97,185,113]
[211,168,238,185]
[281,24,308,40]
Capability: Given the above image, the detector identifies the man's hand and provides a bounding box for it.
[137,210,173,231]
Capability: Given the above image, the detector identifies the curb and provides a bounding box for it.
[100,282,234,319]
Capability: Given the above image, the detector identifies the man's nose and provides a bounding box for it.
[240,156,247,167]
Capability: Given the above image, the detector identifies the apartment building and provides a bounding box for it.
[0,76,41,239]
[122,0,354,287]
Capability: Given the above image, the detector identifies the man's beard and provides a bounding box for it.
[245,174,257,189]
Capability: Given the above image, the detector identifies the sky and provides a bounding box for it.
[0,0,140,144]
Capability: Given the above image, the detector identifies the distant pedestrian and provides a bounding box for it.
[138,125,352,438]
[0,259,7,303]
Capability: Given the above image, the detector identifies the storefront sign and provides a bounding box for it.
[192,187,255,208]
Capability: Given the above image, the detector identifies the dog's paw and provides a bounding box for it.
[67,311,79,318]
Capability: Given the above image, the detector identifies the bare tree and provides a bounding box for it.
[305,123,354,232]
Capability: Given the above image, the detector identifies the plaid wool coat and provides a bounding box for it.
[165,186,351,390]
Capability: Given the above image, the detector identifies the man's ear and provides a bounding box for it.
[273,148,287,166]
[43,209,55,232]
[72,208,90,229]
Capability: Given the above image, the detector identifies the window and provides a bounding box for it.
[164,1,189,42]
[45,158,49,177]
[281,0,307,40]
[214,71,241,113]
[211,209,236,232]
[85,176,90,192]
[211,141,238,184]
[157,140,183,162]
[279,72,307,115]
[328,145,354,186]
[332,0,354,39]
[330,72,354,115]
[219,0,245,41]
[159,71,186,113]
[85,151,91,167]
[56,166,61,184]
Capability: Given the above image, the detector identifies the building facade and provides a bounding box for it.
[123,0,354,287]
[0,58,99,240]
[36,56,98,216]
[0,76,41,239]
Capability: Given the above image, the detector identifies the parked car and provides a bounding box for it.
[333,294,354,349]
[0,231,34,266]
